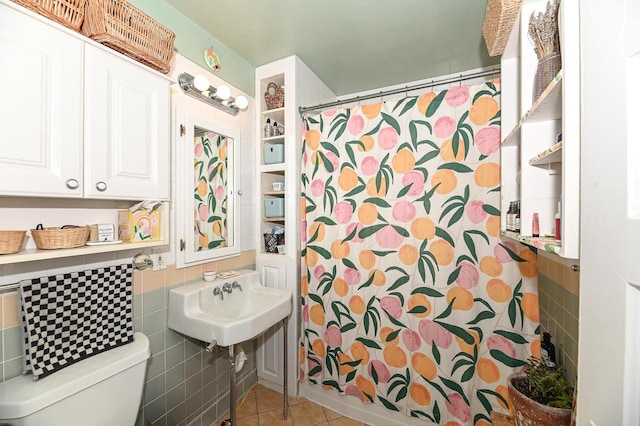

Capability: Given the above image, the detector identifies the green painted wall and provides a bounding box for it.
[128,0,255,96]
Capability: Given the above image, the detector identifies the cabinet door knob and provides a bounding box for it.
[237,189,243,196]
[95,181,108,192]
[66,179,79,190]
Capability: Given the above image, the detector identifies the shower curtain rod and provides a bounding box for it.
[299,66,501,116]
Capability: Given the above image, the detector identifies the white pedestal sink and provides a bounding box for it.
[167,269,292,426]
[167,269,292,347]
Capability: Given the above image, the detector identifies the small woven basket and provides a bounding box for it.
[0,230,27,255]
[82,0,175,74]
[482,0,523,56]
[31,226,90,250]
[11,0,87,31]
[264,82,285,110]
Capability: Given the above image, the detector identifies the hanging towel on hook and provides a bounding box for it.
[18,264,134,380]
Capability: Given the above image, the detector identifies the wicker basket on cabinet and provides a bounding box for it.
[482,0,522,57]
[11,0,86,31]
[82,0,175,74]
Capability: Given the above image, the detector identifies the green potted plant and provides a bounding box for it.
[507,356,574,426]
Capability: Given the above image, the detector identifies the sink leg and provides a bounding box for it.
[283,317,288,421]
[229,344,237,426]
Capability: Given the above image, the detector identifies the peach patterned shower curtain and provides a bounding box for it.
[300,80,540,425]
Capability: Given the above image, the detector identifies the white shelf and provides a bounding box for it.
[501,230,561,255]
[529,141,563,166]
[261,107,285,124]
[263,217,285,223]
[263,135,285,143]
[0,240,168,265]
[260,163,286,173]
[502,70,563,147]
[263,191,285,196]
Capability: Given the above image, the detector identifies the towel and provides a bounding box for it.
[19,264,134,380]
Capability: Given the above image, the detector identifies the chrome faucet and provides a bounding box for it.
[232,281,242,291]
[222,282,233,293]
[213,287,224,300]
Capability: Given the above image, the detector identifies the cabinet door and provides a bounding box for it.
[84,46,170,200]
[256,259,288,386]
[0,5,83,197]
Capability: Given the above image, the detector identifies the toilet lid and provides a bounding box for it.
[0,332,150,419]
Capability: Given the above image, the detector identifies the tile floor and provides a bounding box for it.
[220,384,367,426]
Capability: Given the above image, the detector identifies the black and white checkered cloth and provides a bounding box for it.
[18,264,134,380]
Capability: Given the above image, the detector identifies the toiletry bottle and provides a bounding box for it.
[514,201,521,233]
[555,201,561,241]
[506,202,514,231]
[532,213,540,237]
[264,118,271,138]
[541,332,557,367]
[272,121,279,137]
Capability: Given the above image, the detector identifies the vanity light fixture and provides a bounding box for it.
[178,72,248,116]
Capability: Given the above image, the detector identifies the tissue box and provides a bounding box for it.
[118,210,161,242]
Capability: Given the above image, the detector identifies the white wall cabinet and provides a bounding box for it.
[500,0,580,259]
[0,0,170,201]
[255,56,335,395]
[84,45,169,200]
[0,3,83,197]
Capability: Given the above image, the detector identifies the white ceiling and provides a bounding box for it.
[164,0,500,96]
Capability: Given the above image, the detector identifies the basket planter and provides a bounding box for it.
[507,373,571,426]
[82,0,175,74]
[12,0,86,31]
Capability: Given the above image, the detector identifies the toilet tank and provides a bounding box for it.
[0,332,150,426]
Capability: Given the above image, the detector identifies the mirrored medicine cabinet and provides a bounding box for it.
[174,108,240,268]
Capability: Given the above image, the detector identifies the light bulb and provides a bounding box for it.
[235,95,249,110]
[216,84,231,100]
[193,75,210,92]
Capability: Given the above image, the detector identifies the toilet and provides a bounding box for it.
[0,332,150,426]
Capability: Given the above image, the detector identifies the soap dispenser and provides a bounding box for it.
[264,118,271,138]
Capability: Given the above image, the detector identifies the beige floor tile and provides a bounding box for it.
[289,401,327,426]
[258,407,295,425]
[288,395,308,406]
[236,415,260,426]
[321,407,341,421]
[328,417,365,426]
[256,387,287,413]
[237,391,258,417]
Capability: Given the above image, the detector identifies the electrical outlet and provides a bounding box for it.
[151,253,166,271]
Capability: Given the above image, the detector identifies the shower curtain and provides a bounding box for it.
[300,80,540,425]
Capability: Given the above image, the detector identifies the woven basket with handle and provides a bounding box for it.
[264,82,284,110]
[482,0,523,57]
[82,0,175,74]
[31,225,90,249]
[12,0,86,31]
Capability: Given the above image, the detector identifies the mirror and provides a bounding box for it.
[175,109,240,268]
